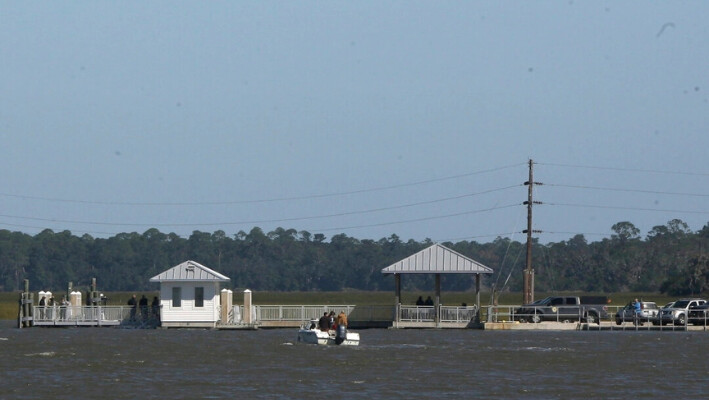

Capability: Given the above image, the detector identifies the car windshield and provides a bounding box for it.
[530,297,551,305]
[673,300,690,308]
[644,303,658,309]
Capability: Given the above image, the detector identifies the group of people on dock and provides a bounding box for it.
[127,294,160,322]
[318,310,348,332]
[37,294,71,320]
[416,296,434,306]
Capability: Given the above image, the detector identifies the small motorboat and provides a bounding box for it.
[296,319,360,346]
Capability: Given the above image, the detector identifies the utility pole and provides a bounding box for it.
[523,159,541,305]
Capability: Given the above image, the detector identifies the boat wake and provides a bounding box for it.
[25,351,56,357]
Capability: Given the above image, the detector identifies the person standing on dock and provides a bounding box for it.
[128,294,137,321]
[47,296,56,320]
[60,296,69,320]
[139,295,148,320]
[633,298,642,326]
[151,296,160,319]
[38,295,46,320]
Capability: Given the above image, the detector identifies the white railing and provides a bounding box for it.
[440,306,478,323]
[483,304,705,330]
[32,306,135,324]
[252,305,356,322]
[399,306,435,322]
[399,305,478,323]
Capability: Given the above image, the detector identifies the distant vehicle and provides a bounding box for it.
[615,301,658,326]
[658,299,707,326]
[515,296,609,324]
[687,303,709,326]
[661,301,676,309]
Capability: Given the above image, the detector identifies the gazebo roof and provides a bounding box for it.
[149,260,230,282]
[381,244,493,275]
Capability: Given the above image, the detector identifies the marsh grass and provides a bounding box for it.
[0,292,20,320]
[0,290,677,320]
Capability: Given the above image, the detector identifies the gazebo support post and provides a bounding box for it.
[394,274,401,324]
[475,274,481,323]
[435,273,441,327]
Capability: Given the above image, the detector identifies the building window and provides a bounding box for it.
[195,287,204,308]
[172,287,181,308]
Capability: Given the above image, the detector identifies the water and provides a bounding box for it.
[1,320,707,399]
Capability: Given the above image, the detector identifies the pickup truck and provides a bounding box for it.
[687,302,709,326]
[658,298,707,325]
[515,296,609,324]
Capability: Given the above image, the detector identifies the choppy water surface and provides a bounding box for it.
[1,320,707,399]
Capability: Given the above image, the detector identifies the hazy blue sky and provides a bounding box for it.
[1,1,707,244]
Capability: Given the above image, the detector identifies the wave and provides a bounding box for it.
[25,351,56,357]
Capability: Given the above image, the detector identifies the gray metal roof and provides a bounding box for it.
[149,260,230,282]
[381,244,493,275]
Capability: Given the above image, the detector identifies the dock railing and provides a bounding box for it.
[484,304,709,330]
[398,305,479,324]
[32,305,135,326]
[252,305,356,323]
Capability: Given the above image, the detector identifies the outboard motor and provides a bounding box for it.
[335,324,347,345]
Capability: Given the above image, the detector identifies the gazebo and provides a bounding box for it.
[381,243,493,328]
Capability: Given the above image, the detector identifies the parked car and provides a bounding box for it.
[688,303,709,325]
[615,301,659,326]
[658,299,707,326]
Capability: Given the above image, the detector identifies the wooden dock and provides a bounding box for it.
[22,302,709,331]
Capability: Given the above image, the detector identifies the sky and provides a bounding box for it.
[1,1,708,244]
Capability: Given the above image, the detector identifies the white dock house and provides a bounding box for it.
[150,260,230,328]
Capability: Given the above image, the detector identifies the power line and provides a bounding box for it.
[545,183,709,198]
[537,162,709,177]
[309,203,521,232]
[542,230,611,237]
[0,185,522,228]
[0,162,525,206]
[437,232,521,243]
[545,202,709,215]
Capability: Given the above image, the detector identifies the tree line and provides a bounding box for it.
[0,219,708,297]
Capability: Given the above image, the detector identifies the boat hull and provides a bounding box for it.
[297,328,360,346]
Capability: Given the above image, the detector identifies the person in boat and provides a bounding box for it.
[334,311,349,344]
[328,311,335,329]
[336,310,348,328]
[318,312,330,331]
